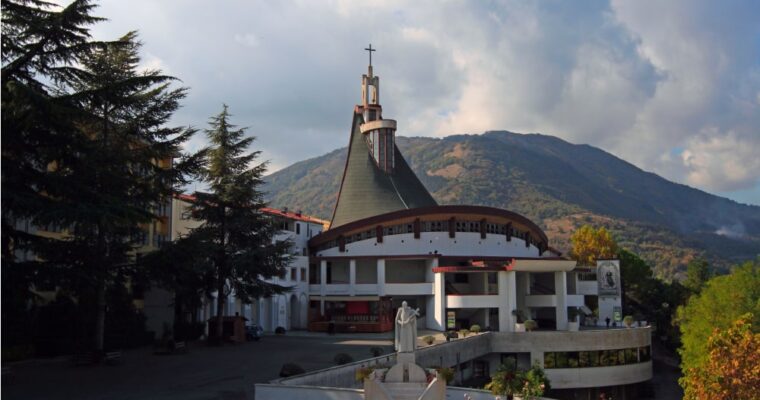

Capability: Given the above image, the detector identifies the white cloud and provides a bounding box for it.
[681,130,760,191]
[82,0,760,203]
[234,33,260,48]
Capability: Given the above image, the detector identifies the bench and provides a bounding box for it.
[2,367,12,384]
[72,353,95,366]
[104,351,122,365]
[173,341,187,353]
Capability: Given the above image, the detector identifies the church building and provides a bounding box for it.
[305,52,621,336]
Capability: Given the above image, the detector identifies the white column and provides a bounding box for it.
[320,260,327,316]
[428,258,445,331]
[349,259,356,296]
[498,271,517,332]
[377,259,386,296]
[555,271,568,330]
[516,272,528,312]
[320,260,327,295]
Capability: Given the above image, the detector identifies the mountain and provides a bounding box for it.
[264,131,760,278]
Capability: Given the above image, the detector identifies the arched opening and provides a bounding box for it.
[290,294,299,330]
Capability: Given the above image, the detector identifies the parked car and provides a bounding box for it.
[245,324,264,341]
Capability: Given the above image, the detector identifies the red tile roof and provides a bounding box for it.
[174,193,328,227]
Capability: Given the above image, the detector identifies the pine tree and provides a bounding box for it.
[46,32,198,353]
[189,106,291,343]
[2,0,105,347]
[2,1,199,353]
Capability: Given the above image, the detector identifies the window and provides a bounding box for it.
[301,268,307,282]
[639,346,651,362]
[302,248,307,256]
[454,273,469,283]
[545,347,649,369]
[296,223,300,235]
[290,268,297,281]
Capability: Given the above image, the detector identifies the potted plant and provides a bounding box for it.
[568,308,580,331]
[459,328,470,338]
[623,315,634,328]
[355,366,375,382]
[423,335,436,346]
[485,360,521,399]
[524,319,538,332]
[512,309,526,332]
[516,363,551,400]
[470,324,481,334]
[436,366,454,384]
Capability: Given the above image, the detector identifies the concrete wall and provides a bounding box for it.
[256,383,555,400]
[546,361,653,389]
[317,232,540,258]
[256,384,363,400]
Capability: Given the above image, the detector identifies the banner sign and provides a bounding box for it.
[597,260,620,297]
[447,311,456,329]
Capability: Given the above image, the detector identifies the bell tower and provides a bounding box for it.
[359,44,397,174]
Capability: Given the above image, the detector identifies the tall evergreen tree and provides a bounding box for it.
[44,32,198,352]
[2,0,104,347]
[188,106,291,342]
[3,1,199,353]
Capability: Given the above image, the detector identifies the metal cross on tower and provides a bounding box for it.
[365,44,376,67]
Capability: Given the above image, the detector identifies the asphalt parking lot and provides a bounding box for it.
[2,334,395,400]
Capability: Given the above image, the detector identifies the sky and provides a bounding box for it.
[71,0,760,205]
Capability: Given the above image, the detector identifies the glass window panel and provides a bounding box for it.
[544,352,555,369]
[556,352,568,368]
[567,352,579,368]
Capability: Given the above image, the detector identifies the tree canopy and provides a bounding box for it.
[2,0,198,353]
[570,225,618,266]
[676,259,760,375]
[680,314,760,400]
[180,105,292,342]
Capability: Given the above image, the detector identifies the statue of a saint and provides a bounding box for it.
[394,301,419,353]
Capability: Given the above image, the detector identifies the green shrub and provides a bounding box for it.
[436,366,454,384]
[623,315,634,327]
[334,352,353,365]
[470,324,481,333]
[355,366,375,382]
[459,329,469,337]
[524,320,538,331]
[279,363,305,377]
[275,326,286,334]
[423,335,435,345]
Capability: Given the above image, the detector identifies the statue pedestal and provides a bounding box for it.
[364,350,446,400]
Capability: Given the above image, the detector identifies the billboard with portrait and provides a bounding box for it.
[597,260,620,297]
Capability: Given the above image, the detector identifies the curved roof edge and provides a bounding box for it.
[311,204,549,247]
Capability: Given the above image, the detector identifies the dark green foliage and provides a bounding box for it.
[2,1,197,353]
[2,0,105,351]
[264,132,760,278]
[369,346,384,357]
[179,106,291,342]
[279,363,305,377]
[618,249,689,348]
[333,352,353,365]
[683,258,712,294]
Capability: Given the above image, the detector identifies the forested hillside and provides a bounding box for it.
[265,131,760,278]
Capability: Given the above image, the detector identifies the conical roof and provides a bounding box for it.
[329,112,437,228]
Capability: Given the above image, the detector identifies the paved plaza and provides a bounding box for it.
[2,334,395,400]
